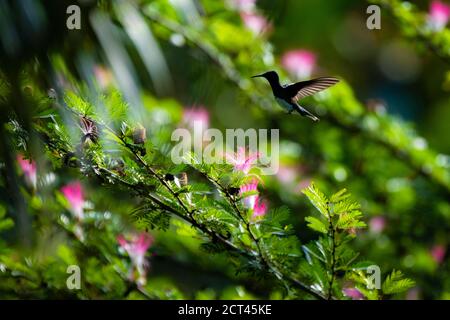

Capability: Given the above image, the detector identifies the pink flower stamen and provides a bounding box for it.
[225,147,260,174]
[343,287,364,300]
[240,179,259,209]
[117,232,154,286]
[252,195,268,218]
[61,181,85,220]
[17,154,37,188]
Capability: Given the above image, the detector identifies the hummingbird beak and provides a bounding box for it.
[251,74,264,78]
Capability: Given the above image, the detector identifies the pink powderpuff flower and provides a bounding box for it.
[430,244,446,264]
[225,147,260,174]
[252,195,268,218]
[17,154,37,188]
[240,179,259,209]
[369,216,386,234]
[343,287,364,300]
[118,232,154,286]
[241,12,271,35]
[281,50,317,79]
[182,106,210,131]
[61,181,85,220]
[428,1,450,31]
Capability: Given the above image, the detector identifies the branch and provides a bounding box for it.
[326,204,337,300]
[38,118,329,299]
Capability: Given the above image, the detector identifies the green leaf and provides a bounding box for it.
[382,270,415,295]
[103,90,128,122]
[305,216,328,234]
[330,188,350,203]
[303,183,329,217]
[0,205,13,232]
[0,218,14,232]
[64,91,92,115]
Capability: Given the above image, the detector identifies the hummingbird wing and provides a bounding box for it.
[286,77,339,101]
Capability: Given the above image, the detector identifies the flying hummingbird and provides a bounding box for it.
[252,71,339,121]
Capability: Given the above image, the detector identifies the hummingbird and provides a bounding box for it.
[252,71,339,121]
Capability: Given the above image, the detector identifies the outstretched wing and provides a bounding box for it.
[286,77,339,101]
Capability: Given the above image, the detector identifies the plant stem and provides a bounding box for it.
[326,204,337,300]
[205,173,329,300]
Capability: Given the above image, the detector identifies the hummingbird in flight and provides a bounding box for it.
[252,71,339,121]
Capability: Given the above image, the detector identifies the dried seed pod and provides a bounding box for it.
[133,126,146,144]
[47,88,57,99]
[228,187,240,196]
[80,116,99,144]
[177,172,188,187]
[164,173,175,181]
[112,159,125,176]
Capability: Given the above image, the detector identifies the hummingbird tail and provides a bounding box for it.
[306,113,320,122]
[296,105,320,122]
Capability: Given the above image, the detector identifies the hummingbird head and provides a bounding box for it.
[251,70,279,83]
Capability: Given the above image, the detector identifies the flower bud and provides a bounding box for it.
[177,172,188,187]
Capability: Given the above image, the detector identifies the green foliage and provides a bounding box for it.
[302,184,413,299]
[382,270,416,295]
[0,0,447,300]
[0,206,14,233]
[7,86,405,300]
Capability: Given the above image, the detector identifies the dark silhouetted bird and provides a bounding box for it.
[252,71,339,121]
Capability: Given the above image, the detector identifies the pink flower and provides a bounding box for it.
[118,232,153,259]
[343,287,364,300]
[281,50,317,79]
[369,216,386,234]
[240,180,268,218]
[240,179,259,209]
[239,179,269,219]
[430,244,446,264]
[118,232,154,286]
[428,1,450,31]
[182,106,210,131]
[225,147,260,174]
[61,181,85,220]
[17,154,37,188]
[241,12,270,35]
[252,196,268,218]
[276,165,299,184]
